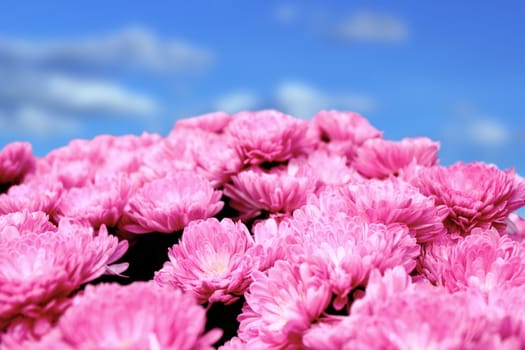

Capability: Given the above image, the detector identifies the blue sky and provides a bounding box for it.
[0,1,523,175]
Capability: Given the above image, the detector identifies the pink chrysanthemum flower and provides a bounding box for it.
[155,218,256,304]
[248,218,301,272]
[0,142,35,186]
[224,166,316,220]
[30,137,110,189]
[291,203,419,309]
[30,157,97,190]
[0,181,63,218]
[166,127,243,188]
[478,286,525,348]
[288,150,362,192]
[238,260,331,349]
[0,223,128,342]
[353,137,440,179]
[312,110,382,160]
[109,132,163,151]
[138,135,198,183]
[57,174,132,229]
[304,267,488,350]
[342,178,448,243]
[174,111,233,133]
[506,213,525,241]
[414,162,525,235]
[226,110,312,165]
[120,172,223,234]
[0,211,55,243]
[193,135,243,188]
[218,336,248,350]
[28,282,221,350]
[419,229,525,293]
[94,133,163,181]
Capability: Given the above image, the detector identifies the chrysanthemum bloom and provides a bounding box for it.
[155,218,256,304]
[138,135,198,183]
[506,213,525,241]
[312,110,382,160]
[353,137,440,179]
[0,211,55,243]
[218,336,247,350]
[476,285,525,348]
[291,203,420,310]
[29,137,110,189]
[57,174,132,229]
[248,218,301,272]
[92,133,163,182]
[29,157,97,190]
[193,136,243,188]
[29,133,161,191]
[304,267,487,350]
[414,162,525,235]
[0,223,128,341]
[0,181,63,218]
[166,127,243,188]
[223,166,316,220]
[0,142,35,187]
[173,111,233,133]
[226,110,312,165]
[342,178,448,243]
[26,282,221,350]
[288,150,362,192]
[238,261,331,349]
[109,132,163,152]
[419,229,525,293]
[119,172,223,234]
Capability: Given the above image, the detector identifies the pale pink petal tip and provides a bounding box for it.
[353,137,439,179]
[155,217,256,305]
[238,261,331,348]
[33,282,221,349]
[120,171,223,234]
[0,142,35,186]
[224,166,316,220]
[415,162,525,235]
[227,109,312,165]
[0,223,127,341]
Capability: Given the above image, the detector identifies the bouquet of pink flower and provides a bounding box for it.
[1,110,525,349]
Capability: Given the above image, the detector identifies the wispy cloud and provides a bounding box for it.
[467,118,511,146]
[274,4,300,24]
[0,27,212,73]
[276,81,376,118]
[444,103,513,147]
[0,71,158,116]
[333,11,409,43]
[211,82,375,119]
[445,117,512,147]
[0,106,82,137]
[214,91,260,113]
[0,27,213,140]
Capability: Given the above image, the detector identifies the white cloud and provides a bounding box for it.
[276,81,375,118]
[44,75,158,115]
[214,92,260,113]
[0,70,159,116]
[467,118,511,146]
[0,27,212,73]
[444,104,512,147]
[334,11,409,42]
[446,103,513,146]
[0,28,215,143]
[0,106,82,137]
[275,4,300,23]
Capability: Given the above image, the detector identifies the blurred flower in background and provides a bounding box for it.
[0,1,523,179]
